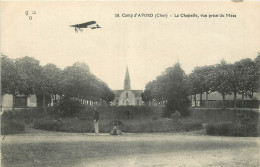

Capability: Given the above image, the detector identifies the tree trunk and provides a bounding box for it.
[43,92,46,112]
[250,92,254,110]
[200,93,203,107]
[233,92,237,110]
[12,93,16,111]
[24,96,28,109]
[50,93,53,107]
[194,94,197,107]
[206,92,209,108]
[222,94,225,109]
[242,91,244,108]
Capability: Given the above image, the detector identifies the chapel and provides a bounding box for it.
[111,67,143,106]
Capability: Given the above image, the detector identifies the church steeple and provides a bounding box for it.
[124,66,131,90]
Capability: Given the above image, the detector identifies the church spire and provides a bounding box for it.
[124,66,131,90]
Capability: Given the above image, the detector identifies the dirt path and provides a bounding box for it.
[1,130,260,167]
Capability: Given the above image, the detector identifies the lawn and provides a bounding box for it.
[1,106,259,136]
[189,108,260,136]
[31,106,203,133]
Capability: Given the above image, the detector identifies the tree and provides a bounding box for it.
[143,63,190,116]
[188,67,204,106]
[62,62,91,99]
[244,58,259,109]
[201,65,216,108]
[142,81,156,105]
[164,63,190,116]
[226,63,240,109]
[188,65,215,108]
[254,53,260,94]
[62,62,114,105]
[212,60,232,109]
[1,55,20,110]
[235,58,259,108]
[99,81,115,104]
[37,64,63,110]
[15,56,42,99]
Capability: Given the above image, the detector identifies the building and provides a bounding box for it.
[0,94,37,111]
[111,67,143,106]
[190,92,260,108]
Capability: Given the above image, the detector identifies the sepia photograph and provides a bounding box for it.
[1,1,260,167]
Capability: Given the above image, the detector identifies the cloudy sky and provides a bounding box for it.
[1,1,260,90]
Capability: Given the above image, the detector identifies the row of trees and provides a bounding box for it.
[188,54,259,109]
[1,55,115,110]
[142,54,260,115]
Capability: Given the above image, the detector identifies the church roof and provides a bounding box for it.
[131,90,143,97]
[124,66,131,90]
[113,90,143,97]
[113,90,124,97]
[125,66,130,81]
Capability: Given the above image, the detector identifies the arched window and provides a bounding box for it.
[126,92,128,98]
[137,100,139,105]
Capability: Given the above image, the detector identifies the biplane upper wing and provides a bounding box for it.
[70,21,97,28]
[78,21,96,27]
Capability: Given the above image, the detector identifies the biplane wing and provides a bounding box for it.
[70,21,100,33]
[70,21,96,28]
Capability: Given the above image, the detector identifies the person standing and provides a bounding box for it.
[93,107,99,135]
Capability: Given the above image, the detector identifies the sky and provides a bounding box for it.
[1,1,260,90]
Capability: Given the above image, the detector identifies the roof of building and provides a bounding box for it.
[113,90,143,97]
[131,90,143,97]
[125,66,130,81]
[113,90,124,97]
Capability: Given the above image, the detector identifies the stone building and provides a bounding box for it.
[111,67,143,106]
[0,94,37,111]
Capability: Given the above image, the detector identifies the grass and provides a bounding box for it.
[120,118,202,133]
[190,108,259,137]
[32,117,203,133]
[1,119,25,135]
[2,106,259,136]
[206,122,258,137]
[31,106,203,133]
[1,108,46,135]
[189,108,259,124]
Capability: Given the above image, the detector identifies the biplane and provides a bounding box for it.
[70,21,101,33]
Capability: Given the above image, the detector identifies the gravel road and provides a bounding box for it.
[1,130,259,167]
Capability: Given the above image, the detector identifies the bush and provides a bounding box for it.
[55,97,84,117]
[163,107,190,118]
[206,122,258,137]
[121,118,202,133]
[181,120,203,132]
[33,117,63,131]
[171,111,182,122]
[33,117,95,133]
[1,119,25,135]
